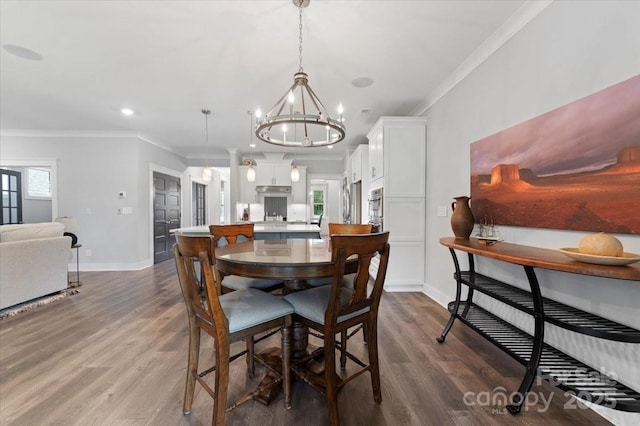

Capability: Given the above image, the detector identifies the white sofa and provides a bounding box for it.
[0,222,71,310]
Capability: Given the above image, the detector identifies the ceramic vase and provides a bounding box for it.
[450,196,474,239]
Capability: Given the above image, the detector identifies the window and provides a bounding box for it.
[193,182,206,226]
[313,190,324,215]
[26,168,51,199]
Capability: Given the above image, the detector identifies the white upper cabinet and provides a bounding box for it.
[368,126,384,186]
[350,145,364,183]
[256,162,292,186]
[366,117,426,197]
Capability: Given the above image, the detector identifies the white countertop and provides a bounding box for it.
[173,223,320,235]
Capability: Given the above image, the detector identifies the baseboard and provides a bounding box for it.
[421,283,452,309]
[78,259,154,272]
[383,284,424,292]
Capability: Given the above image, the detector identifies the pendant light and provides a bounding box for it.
[290,148,300,182]
[201,108,212,181]
[255,0,345,148]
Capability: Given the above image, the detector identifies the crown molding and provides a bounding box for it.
[0,129,138,138]
[0,129,185,157]
[411,0,553,117]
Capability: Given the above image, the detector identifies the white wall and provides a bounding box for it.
[423,2,639,424]
[0,134,188,270]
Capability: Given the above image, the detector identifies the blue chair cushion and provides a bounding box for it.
[221,289,293,334]
[305,273,355,287]
[222,275,283,291]
[283,285,369,325]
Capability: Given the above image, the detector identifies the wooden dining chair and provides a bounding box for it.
[307,223,373,287]
[283,232,390,425]
[307,223,374,368]
[209,224,284,293]
[173,234,293,425]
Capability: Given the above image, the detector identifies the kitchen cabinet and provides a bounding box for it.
[350,145,365,183]
[291,166,307,203]
[368,127,383,185]
[238,165,257,203]
[366,117,426,196]
[256,162,291,186]
[366,116,427,291]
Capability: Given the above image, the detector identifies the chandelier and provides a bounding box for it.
[255,0,345,148]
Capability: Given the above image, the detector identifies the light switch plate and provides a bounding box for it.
[437,205,448,217]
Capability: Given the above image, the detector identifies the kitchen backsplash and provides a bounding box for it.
[237,202,308,222]
[264,197,287,219]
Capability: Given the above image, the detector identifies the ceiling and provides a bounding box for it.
[0,0,528,163]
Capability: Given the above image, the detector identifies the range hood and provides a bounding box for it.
[256,185,292,194]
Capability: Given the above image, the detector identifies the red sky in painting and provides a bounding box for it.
[471,75,640,177]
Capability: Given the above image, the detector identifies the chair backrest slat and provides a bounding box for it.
[174,234,228,338]
[327,232,390,325]
[328,223,372,236]
[209,224,255,247]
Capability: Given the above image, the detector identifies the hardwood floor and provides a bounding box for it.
[0,260,611,425]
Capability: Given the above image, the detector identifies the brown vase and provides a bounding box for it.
[450,196,474,239]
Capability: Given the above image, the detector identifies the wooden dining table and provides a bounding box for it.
[215,237,356,404]
[215,237,353,291]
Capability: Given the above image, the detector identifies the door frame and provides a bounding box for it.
[148,163,184,265]
[0,158,59,220]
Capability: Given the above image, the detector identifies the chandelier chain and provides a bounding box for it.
[298,6,303,73]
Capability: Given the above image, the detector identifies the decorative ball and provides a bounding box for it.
[578,233,623,257]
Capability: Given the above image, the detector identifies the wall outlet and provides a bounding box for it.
[85,208,92,214]
[85,249,92,257]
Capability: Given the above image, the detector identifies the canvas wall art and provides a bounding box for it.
[470,75,640,235]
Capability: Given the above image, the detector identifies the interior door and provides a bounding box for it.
[153,172,181,263]
[1,169,23,224]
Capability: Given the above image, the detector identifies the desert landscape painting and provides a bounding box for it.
[470,75,640,235]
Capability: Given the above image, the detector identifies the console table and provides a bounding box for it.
[437,237,640,414]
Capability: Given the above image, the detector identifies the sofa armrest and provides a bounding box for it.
[0,236,72,310]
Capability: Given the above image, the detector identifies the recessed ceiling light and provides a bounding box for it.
[327,145,333,149]
[352,77,374,88]
[249,143,256,148]
[2,44,42,60]
[121,108,135,116]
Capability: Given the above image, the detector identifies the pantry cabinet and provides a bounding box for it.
[366,117,426,196]
[366,116,427,292]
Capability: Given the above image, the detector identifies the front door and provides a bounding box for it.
[153,172,181,263]
[0,169,23,224]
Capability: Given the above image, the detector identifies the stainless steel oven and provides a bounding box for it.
[368,187,383,232]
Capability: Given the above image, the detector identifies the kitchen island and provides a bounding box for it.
[172,223,321,240]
